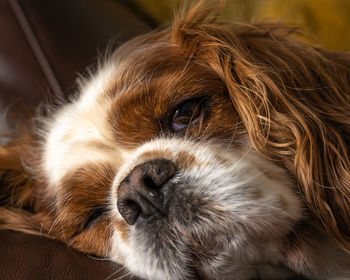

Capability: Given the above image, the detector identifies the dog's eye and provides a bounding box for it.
[171,98,205,131]
[83,207,106,231]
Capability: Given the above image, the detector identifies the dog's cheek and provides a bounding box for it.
[52,163,117,256]
[69,218,113,256]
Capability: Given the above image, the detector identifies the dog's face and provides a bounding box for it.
[42,31,303,278]
[2,3,350,280]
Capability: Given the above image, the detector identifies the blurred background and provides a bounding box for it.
[128,0,350,50]
[1,0,349,115]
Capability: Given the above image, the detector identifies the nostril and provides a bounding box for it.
[116,184,141,225]
[117,182,160,225]
[117,158,177,225]
[143,176,157,190]
[125,199,140,213]
[117,198,141,225]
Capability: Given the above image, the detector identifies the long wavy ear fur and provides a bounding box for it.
[0,136,51,236]
[171,1,350,251]
[2,0,350,253]
[0,137,37,208]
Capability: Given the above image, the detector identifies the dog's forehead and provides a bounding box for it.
[101,47,226,148]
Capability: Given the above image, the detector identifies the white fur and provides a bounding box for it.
[109,138,302,279]
[42,64,127,194]
[42,58,350,280]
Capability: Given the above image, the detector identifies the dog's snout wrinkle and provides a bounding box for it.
[117,158,176,225]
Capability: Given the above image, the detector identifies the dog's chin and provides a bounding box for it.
[109,138,303,280]
[115,219,297,280]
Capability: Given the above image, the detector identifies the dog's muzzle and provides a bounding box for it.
[117,158,177,225]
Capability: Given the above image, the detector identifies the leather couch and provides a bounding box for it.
[0,0,152,278]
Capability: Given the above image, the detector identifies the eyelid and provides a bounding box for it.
[172,122,188,131]
[170,98,207,132]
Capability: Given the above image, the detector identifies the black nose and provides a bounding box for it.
[117,159,176,225]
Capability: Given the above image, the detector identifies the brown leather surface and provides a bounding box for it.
[0,0,49,108]
[0,0,150,278]
[0,230,139,280]
[17,0,151,96]
[0,0,151,109]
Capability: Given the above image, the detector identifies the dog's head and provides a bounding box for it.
[2,2,350,279]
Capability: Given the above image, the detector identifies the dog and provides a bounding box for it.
[1,1,350,279]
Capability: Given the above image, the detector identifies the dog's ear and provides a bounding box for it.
[172,2,350,251]
[0,137,52,236]
[0,138,38,209]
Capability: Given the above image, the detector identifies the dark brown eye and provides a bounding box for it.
[171,98,206,131]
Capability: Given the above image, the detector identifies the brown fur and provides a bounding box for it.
[0,136,52,236]
[0,137,39,210]
[1,0,350,268]
[54,163,117,255]
[170,1,350,252]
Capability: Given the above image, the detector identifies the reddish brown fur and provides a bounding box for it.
[0,137,40,210]
[0,136,53,236]
[170,1,350,251]
[0,0,350,265]
[54,163,118,255]
[108,55,229,148]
